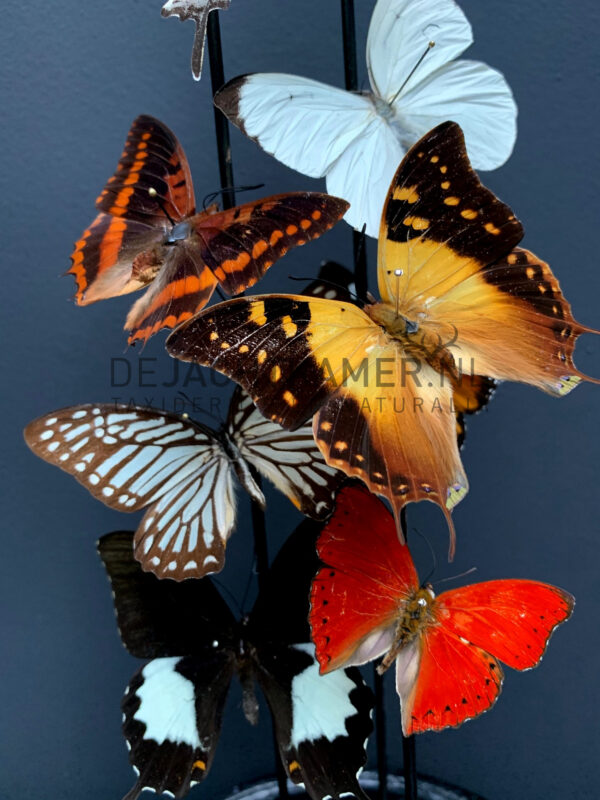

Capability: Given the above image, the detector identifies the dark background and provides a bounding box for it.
[2,1,598,798]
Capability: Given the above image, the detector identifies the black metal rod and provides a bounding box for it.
[400,507,418,800]
[206,18,288,800]
[207,11,235,210]
[373,668,389,800]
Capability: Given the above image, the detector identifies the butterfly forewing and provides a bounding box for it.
[227,386,342,520]
[24,404,238,581]
[96,115,195,224]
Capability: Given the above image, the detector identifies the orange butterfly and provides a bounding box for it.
[309,486,574,736]
[166,121,598,556]
[68,115,348,345]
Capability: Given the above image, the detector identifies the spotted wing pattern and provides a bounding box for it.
[24,404,236,581]
[227,386,343,520]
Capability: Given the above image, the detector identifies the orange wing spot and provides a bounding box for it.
[142,132,152,141]
[393,185,420,203]
[526,267,535,279]
[289,760,301,774]
[110,186,135,216]
[484,222,501,235]
[257,349,267,364]
[137,142,148,151]
[286,225,298,235]
[220,342,230,349]
[252,240,269,259]
[311,210,322,221]
[239,344,249,353]
[281,315,298,338]
[444,196,460,206]
[320,421,332,432]
[221,251,251,274]
[213,266,226,281]
[283,390,297,407]
[441,181,451,189]
[411,217,429,230]
[300,219,312,230]
[538,284,547,294]
[210,332,219,341]
[460,209,478,220]
[270,365,282,382]
[334,440,348,451]
[269,230,284,246]
[192,760,207,772]
[440,165,448,174]
[431,155,440,163]
[507,253,518,264]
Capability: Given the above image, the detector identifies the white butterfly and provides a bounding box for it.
[24,387,343,582]
[161,0,231,80]
[215,0,517,237]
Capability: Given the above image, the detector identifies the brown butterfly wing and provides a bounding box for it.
[452,374,497,448]
[68,116,195,306]
[192,193,349,296]
[95,114,195,223]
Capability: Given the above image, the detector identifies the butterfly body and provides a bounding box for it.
[69,115,348,344]
[100,525,374,800]
[168,121,598,557]
[24,387,342,580]
[309,486,574,736]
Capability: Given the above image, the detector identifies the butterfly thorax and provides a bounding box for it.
[220,429,266,507]
[166,220,192,244]
[377,586,437,674]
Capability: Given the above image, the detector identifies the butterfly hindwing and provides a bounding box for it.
[122,654,235,800]
[249,520,374,800]
[227,385,343,520]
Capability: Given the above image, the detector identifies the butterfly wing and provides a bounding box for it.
[380,122,597,396]
[24,404,237,580]
[166,294,468,551]
[366,0,473,101]
[452,373,497,448]
[399,579,574,735]
[226,386,343,520]
[68,116,195,306]
[248,520,374,800]
[161,1,231,81]
[303,261,357,302]
[215,73,395,236]
[99,531,237,798]
[310,485,419,673]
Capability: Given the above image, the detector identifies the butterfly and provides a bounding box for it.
[166,121,598,557]
[24,382,344,581]
[161,0,231,81]
[309,485,574,736]
[67,114,348,345]
[98,522,374,800]
[214,0,517,237]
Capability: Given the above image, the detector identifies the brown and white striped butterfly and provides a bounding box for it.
[24,386,343,581]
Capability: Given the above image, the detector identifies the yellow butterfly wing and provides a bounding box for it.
[167,295,467,554]
[377,122,597,396]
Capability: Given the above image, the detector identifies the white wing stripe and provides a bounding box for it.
[95,444,138,478]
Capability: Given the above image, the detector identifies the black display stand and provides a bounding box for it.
[205,6,487,800]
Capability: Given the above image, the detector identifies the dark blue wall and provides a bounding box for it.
[2,1,598,798]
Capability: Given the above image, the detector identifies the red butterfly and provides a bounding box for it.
[310,485,574,735]
[67,115,348,345]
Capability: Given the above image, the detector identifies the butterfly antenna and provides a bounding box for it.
[202,183,265,211]
[288,275,366,307]
[389,41,435,106]
[148,187,176,226]
[432,567,478,588]
[410,526,438,587]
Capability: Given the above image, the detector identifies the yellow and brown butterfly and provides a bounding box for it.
[166,121,598,558]
[67,115,348,345]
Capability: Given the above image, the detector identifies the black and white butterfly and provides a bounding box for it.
[98,522,374,800]
[24,383,344,581]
